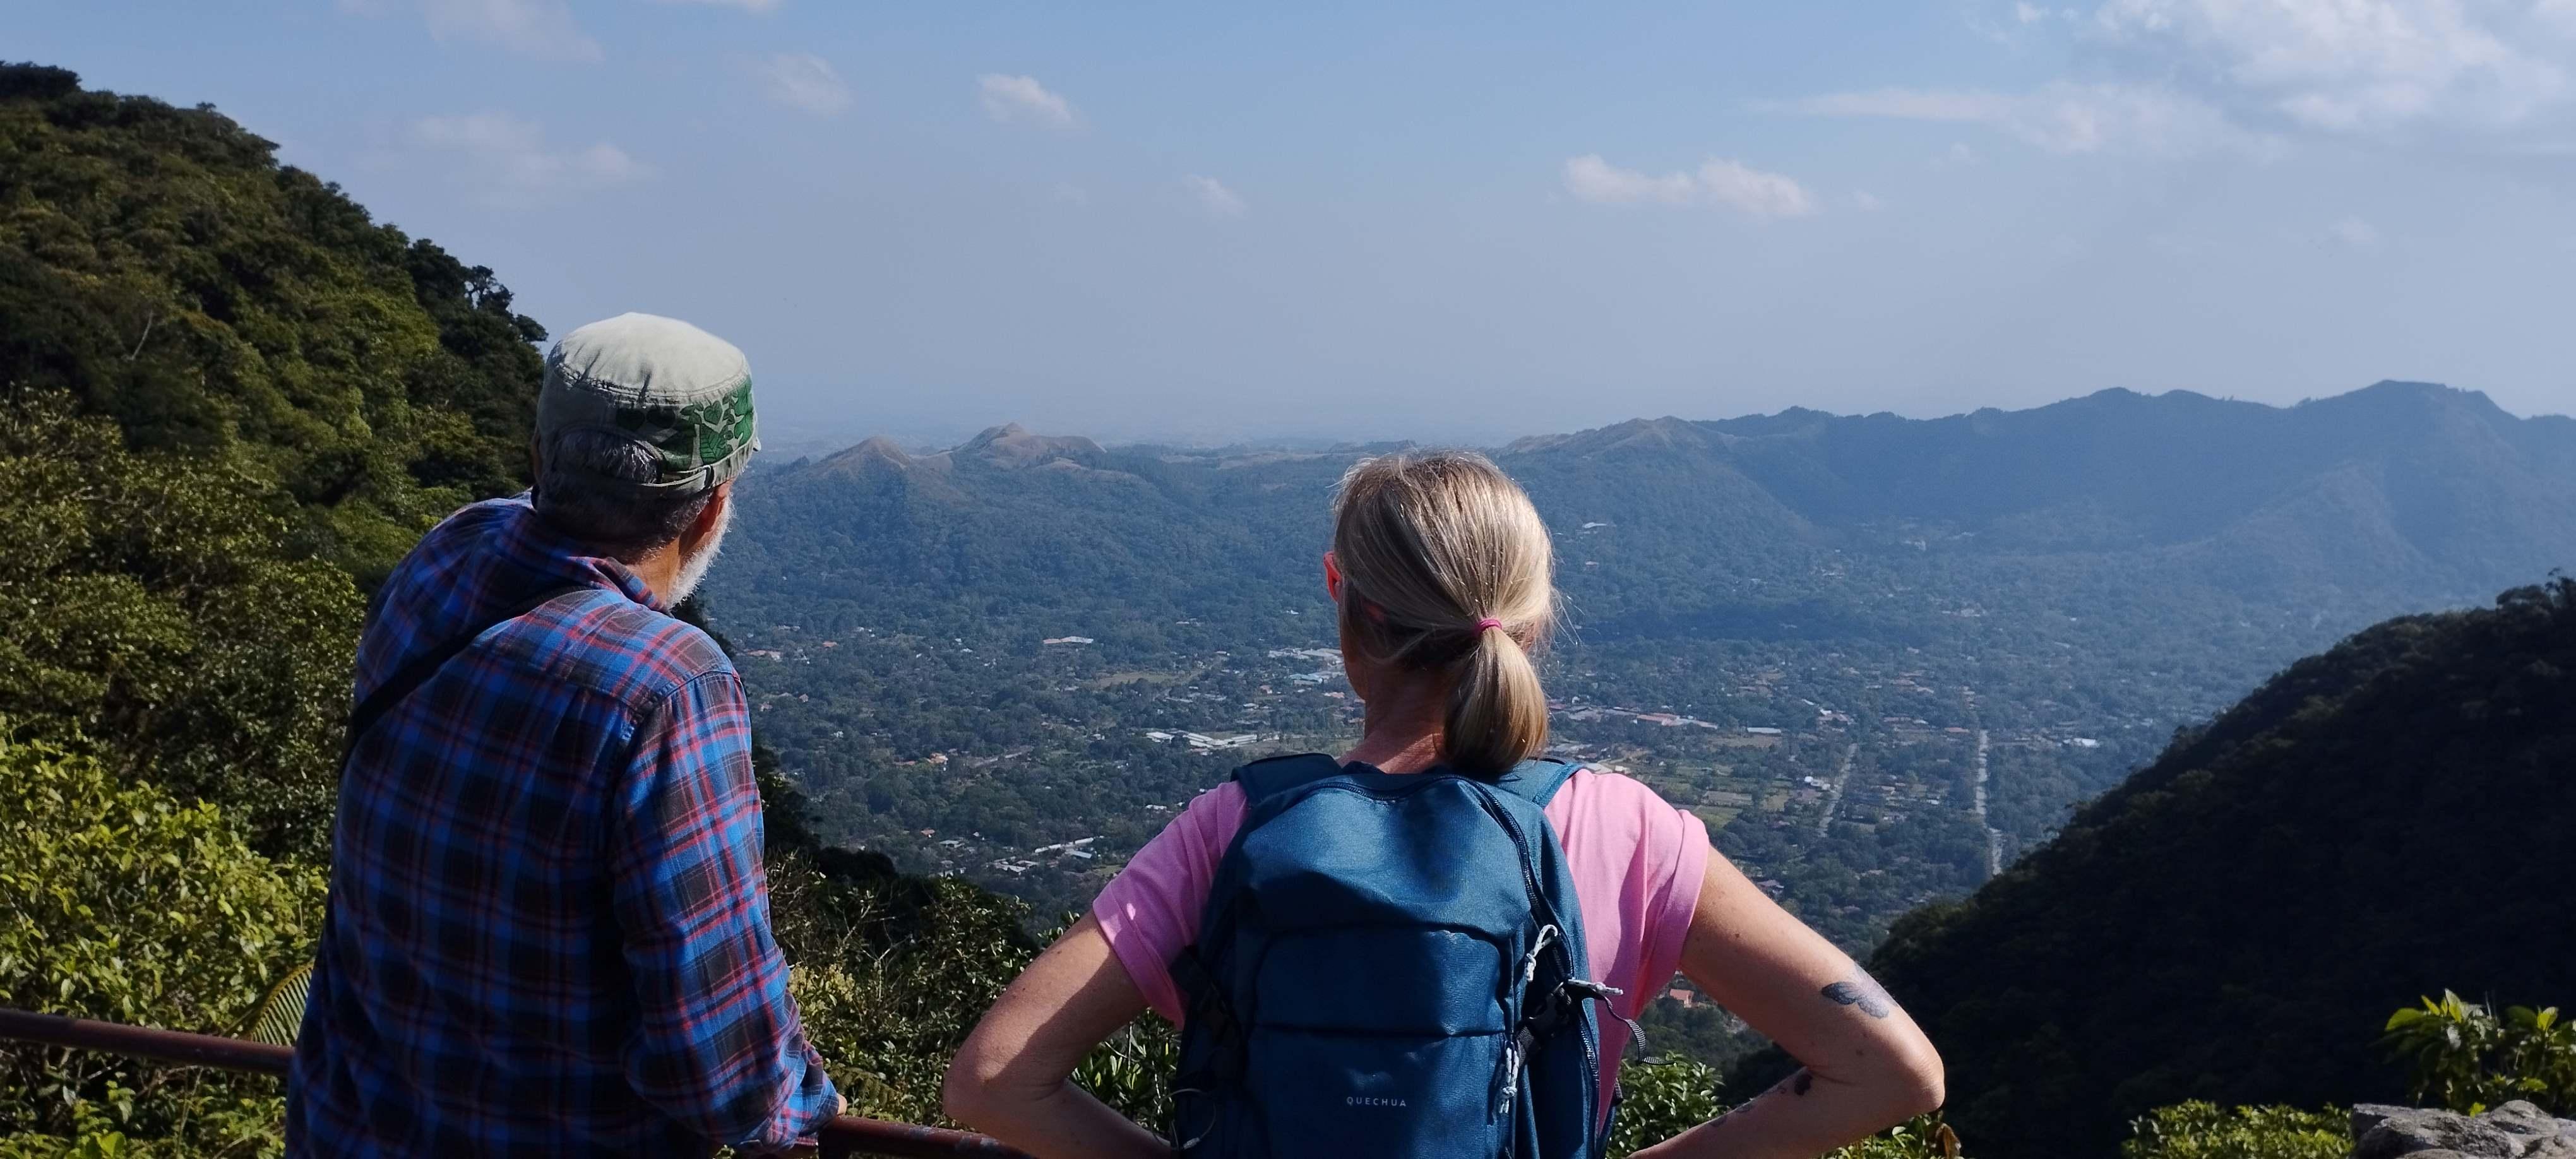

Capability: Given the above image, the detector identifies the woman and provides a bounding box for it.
[944,451,1944,1158]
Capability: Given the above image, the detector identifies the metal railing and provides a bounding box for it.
[0,1007,1032,1158]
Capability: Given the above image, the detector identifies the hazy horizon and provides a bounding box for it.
[17,3,2576,446]
[755,379,2571,458]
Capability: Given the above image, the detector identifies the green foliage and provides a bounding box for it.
[1832,579,2576,1158]
[2120,1102,2349,1159]
[1070,1017,1179,1129]
[0,62,543,583]
[753,766,1042,1125]
[239,965,311,1050]
[1607,1056,1726,1156]
[0,733,318,1153]
[0,401,361,860]
[2382,990,2576,1115]
[1828,1115,1965,1159]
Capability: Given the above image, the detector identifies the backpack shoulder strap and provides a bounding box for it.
[1487,757,1583,808]
[344,585,597,758]
[1230,752,1349,805]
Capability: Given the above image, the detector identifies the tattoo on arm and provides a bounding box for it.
[1821,975,1895,1019]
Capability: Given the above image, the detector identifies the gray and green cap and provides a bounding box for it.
[537,312,760,495]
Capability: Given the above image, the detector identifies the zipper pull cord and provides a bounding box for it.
[1519,924,1561,987]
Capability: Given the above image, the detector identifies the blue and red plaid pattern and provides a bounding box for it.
[288,494,838,1156]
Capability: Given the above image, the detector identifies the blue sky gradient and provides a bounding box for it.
[13,1,2575,445]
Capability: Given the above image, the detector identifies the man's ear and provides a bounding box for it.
[528,437,545,480]
[692,481,734,538]
[1323,550,1342,602]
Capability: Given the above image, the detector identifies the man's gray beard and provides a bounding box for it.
[664,499,733,607]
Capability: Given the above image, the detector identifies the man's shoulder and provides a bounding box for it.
[416,494,534,554]
[531,598,738,713]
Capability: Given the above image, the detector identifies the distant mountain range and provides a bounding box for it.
[735,381,2576,651]
[1515,381,2575,603]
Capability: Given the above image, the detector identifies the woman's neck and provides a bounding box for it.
[1342,677,1448,773]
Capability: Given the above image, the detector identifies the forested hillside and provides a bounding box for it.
[1806,578,2576,1158]
[0,63,545,584]
[0,64,1046,1155]
[0,58,553,857]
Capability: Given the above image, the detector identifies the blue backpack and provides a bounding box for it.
[1168,754,1616,1158]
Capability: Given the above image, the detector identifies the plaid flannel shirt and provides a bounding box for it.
[287,495,837,1156]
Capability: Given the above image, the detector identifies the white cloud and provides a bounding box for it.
[1787,82,2251,154]
[1562,155,1819,218]
[2330,215,2383,247]
[403,112,647,206]
[2089,0,2572,135]
[362,0,602,61]
[751,52,850,116]
[978,74,1079,129]
[1562,155,1699,205]
[1852,189,1887,211]
[1794,2,2575,158]
[1185,175,1246,218]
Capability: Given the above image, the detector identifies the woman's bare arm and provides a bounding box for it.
[941,915,1169,1159]
[1631,853,1948,1159]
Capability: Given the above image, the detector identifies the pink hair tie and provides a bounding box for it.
[1474,617,1505,632]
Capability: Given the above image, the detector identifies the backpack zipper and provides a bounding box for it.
[1468,784,1602,1148]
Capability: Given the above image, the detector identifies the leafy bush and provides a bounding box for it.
[1831,1115,1965,1158]
[1607,1055,1726,1156]
[2382,990,2576,1115]
[2120,1102,2348,1159]
[0,402,362,862]
[1071,1017,1178,1128]
[0,732,320,1154]
[1603,1055,1959,1158]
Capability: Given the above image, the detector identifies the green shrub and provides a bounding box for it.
[1602,1057,1958,1158]
[1829,1115,1965,1158]
[0,733,321,1154]
[1606,1055,1726,1156]
[2120,1102,2349,1159]
[0,403,363,864]
[2383,990,2576,1115]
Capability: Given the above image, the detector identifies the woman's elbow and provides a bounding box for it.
[1887,1040,1947,1119]
[939,1048,1001,1127]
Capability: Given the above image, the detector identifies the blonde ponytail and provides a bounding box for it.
[1330,451,1556,775]
[1445,622,1551,775]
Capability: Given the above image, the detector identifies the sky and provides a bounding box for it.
[14,1,2576,447]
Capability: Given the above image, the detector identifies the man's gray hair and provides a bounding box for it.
[534,429,718,559]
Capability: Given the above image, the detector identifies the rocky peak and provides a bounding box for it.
[814,434,937,477]
[953,423,1107,469]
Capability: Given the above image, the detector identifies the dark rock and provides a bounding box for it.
[2352,1107,2520,1158]
[2483,1102,2576,1158]
[2356,1105,2416,1138]
[2347,1102,2576,1159]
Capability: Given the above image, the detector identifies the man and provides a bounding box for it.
[289,313,841,1155]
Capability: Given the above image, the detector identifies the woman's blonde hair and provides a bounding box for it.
[1330,450,1556,775]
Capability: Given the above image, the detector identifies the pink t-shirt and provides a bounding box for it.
[1092,766,1710,1101]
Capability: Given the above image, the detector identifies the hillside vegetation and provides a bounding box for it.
[0,64,1043,1155]
[0,61,544,583]
[1825,578,2576,1158]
